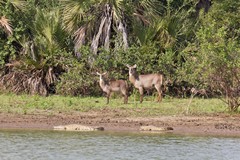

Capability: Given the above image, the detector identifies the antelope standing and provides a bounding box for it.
[96,72,128,104]
[126,64,164,103]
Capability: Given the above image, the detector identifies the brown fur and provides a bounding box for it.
[127,64,163,103]
[97,72,128,104]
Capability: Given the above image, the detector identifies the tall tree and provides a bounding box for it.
[60,0,161,55]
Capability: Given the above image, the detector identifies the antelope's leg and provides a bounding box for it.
[121,87,128,104]
[124,95,128,104]
[155,85,162,102]
[106,91,110,104]
[139,87,144,103]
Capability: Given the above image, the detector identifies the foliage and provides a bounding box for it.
[181,1,240,111]
[56,47,101,96]
[0,0,26,66]
[0,1,72,96]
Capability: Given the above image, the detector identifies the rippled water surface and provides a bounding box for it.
[0,130,240,160]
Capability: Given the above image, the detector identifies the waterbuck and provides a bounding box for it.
[96,72,128,104]
[126,64,164,103]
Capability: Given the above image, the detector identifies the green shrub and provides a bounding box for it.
[56,60,101,96]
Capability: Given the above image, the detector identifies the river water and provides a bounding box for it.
[0,130,240,160]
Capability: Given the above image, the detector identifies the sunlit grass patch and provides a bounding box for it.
[0,93,232,116]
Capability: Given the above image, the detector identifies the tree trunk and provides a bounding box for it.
[103,4,112,51]
[73,26,86,58]
[30,41,37,61]
[118,20,128,50]
[91,17,106,55]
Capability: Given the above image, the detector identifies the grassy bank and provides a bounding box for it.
[0,93,232,116]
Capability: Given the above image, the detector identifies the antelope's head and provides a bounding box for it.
[126,64,137,76]
[96,72,107,81]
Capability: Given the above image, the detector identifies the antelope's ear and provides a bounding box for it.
[125,64,130,68]
[96,72,101,75]
[133,64,137,68]
[103,72,107,75]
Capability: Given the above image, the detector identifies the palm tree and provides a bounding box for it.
[15,6,69,95]
[0,1,69,96]
[60,0,161,55]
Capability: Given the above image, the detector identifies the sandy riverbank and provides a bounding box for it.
[0,110,240,136]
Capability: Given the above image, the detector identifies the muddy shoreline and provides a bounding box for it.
[1,112,240,137]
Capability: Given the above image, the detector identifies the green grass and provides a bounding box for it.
[0,93,232,116]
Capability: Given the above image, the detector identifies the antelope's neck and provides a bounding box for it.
[129,74,138,84]
[99,79,106,89]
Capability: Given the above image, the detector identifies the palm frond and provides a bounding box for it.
[60,0,92,33]
[134,0,164,22]
[132,12,150,25]
[73,25,86,49]
[8,0,27,10]
[0,16,13,35]
[110,0,124,18]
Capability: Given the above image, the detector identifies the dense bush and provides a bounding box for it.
[56,62,101,96]
[180,1,240,111]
